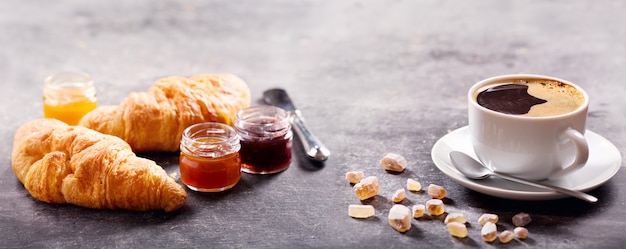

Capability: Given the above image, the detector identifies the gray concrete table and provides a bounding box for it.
[1,1,624,248]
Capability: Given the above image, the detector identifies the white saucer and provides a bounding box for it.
[431,126,622,200]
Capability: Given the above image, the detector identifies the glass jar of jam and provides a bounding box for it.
[236,106,293,174]
[179,122,241,192]
[43,72,97,125]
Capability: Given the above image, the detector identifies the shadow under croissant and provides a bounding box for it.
[17,182,189,218]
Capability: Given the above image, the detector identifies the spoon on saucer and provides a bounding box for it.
[449,151,598,203]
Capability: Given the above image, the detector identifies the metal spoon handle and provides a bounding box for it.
[291,110,330,162]
[263,88,330,162]
[492,171,598,203]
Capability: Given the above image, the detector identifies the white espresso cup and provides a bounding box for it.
[468,74,589,180]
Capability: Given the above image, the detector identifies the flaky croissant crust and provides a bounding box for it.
[79,74,251,152]
[11,119,187,212]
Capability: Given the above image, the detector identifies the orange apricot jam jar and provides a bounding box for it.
[43,72,97,125]
[179,122,241,192]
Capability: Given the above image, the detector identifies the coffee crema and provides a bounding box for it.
[475,79,585,117]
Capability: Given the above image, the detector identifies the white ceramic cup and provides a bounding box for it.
[468,74,589,180]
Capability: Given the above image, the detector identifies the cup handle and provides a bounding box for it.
[549,128,589,179]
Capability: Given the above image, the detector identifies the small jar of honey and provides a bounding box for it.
[236,106,293,174]
[179,122,241,192]
[43,72,97,125]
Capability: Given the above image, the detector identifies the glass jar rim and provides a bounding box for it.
[235,106,291,136]
[43,72,97,106]
[44,72,94,89]
[181,122,240,157]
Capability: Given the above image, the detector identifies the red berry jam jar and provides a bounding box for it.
[235,106,293,174]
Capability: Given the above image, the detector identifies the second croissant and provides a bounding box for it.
[79,74,251,152]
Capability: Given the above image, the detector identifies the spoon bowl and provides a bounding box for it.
[449,151,597,203]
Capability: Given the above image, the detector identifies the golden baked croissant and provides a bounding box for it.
[79,74,251,152]
[11,118,187,212]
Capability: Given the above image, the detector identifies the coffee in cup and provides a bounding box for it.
[474,78,585,117]
[468,74,589,180]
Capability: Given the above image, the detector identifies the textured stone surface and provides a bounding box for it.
[1,1,625,248]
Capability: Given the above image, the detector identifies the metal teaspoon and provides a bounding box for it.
[449,151,597,203]
[263,88,330,162]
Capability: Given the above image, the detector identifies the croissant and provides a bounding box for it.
[11,119,187,212]
[78,74,251,152]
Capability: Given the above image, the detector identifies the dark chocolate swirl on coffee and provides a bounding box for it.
[477,84,547,115]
